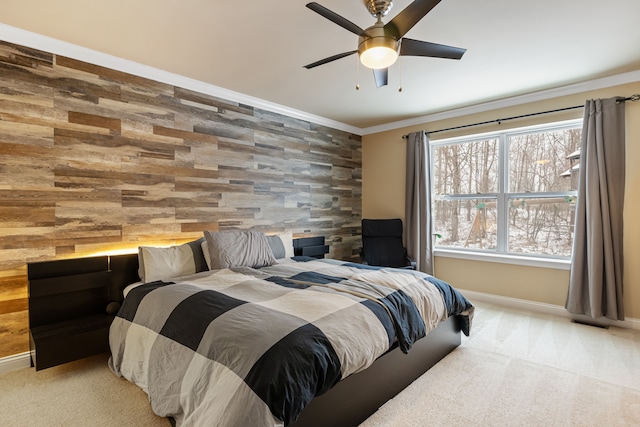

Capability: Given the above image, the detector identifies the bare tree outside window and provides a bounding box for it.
[432,122,581,258]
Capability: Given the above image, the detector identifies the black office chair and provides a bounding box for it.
[360,218,416,269]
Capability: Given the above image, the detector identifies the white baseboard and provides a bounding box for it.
[0,352,31,375]
[460,288,640,331]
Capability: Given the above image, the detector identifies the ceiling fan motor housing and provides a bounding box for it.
[365,0,393,17]
[358,23,400,68]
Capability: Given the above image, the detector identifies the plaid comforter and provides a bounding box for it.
[108,258,473,427]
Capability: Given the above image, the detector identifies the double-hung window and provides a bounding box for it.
[431,120,581,261]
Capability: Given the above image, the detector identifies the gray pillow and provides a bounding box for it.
[266,235,286,259]
[204,230,276,269]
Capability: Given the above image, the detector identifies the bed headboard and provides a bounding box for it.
[26,236,329,370]
[30,236,330,311]
[27,254,140,324]
[108,253,141,303]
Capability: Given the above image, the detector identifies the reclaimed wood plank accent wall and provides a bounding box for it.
[0,40,362,358]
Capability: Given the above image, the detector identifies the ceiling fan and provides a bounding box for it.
[304,0,466,88]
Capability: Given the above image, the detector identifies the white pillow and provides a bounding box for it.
[138,243,196,283]
[275,232,295,258]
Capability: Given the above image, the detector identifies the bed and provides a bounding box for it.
[106,231,474,427]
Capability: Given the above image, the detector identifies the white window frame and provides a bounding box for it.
[430,119,582,270]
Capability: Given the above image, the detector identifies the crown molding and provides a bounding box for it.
[362,70,640,135]
[2,23,639,138]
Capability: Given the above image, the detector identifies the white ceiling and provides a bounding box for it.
[2,0,640,131]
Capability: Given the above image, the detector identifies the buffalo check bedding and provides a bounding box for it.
[108,257,474,427]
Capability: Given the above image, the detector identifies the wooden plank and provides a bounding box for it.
[0,311,29,358]
[0,41,53,68]
[181,222,219,233]
[68,111,121,132]
[0,298,28,315]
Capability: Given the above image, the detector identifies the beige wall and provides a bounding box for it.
[363,81,640,319]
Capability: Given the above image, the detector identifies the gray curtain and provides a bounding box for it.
[566,97,626,320]
[405,131,433,274]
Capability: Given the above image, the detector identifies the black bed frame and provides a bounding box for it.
[291,314,461,427]
[27,252,463,426]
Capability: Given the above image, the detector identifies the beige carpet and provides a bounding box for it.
[1,301,639,426]
[361,301,640,427]
[0,353,169,427]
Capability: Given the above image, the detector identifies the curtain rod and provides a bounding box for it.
[617,93,640,103]
[402,93,640,138]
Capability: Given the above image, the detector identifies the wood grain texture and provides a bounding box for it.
[0,41,362,358]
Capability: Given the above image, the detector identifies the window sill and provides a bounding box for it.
[434,248,571,270]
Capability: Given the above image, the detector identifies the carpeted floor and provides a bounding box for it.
[0,352,169,427]
[1,301,638,426]
[361,301,640,427]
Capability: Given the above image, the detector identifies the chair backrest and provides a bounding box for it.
[361,218,407,267]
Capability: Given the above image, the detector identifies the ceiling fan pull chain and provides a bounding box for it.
[398,56,403,92]
[356,54,360,90]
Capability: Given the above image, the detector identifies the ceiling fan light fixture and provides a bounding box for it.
[358,36,399,69]
[360,46,398,69]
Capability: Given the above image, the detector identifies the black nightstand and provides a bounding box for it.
[293,236,330,259]
[28,256,114,371]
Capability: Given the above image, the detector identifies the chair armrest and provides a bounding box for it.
[406,257,417,270]
[403,249,417,270]
[359,248,369,265]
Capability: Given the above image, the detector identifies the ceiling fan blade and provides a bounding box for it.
[306,2,365,36]
[385,0,442,38]
[400,38,466,60]
[303,51,358,69]
[373,68,388,88]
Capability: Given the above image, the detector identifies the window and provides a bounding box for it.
[431,120,581,259]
